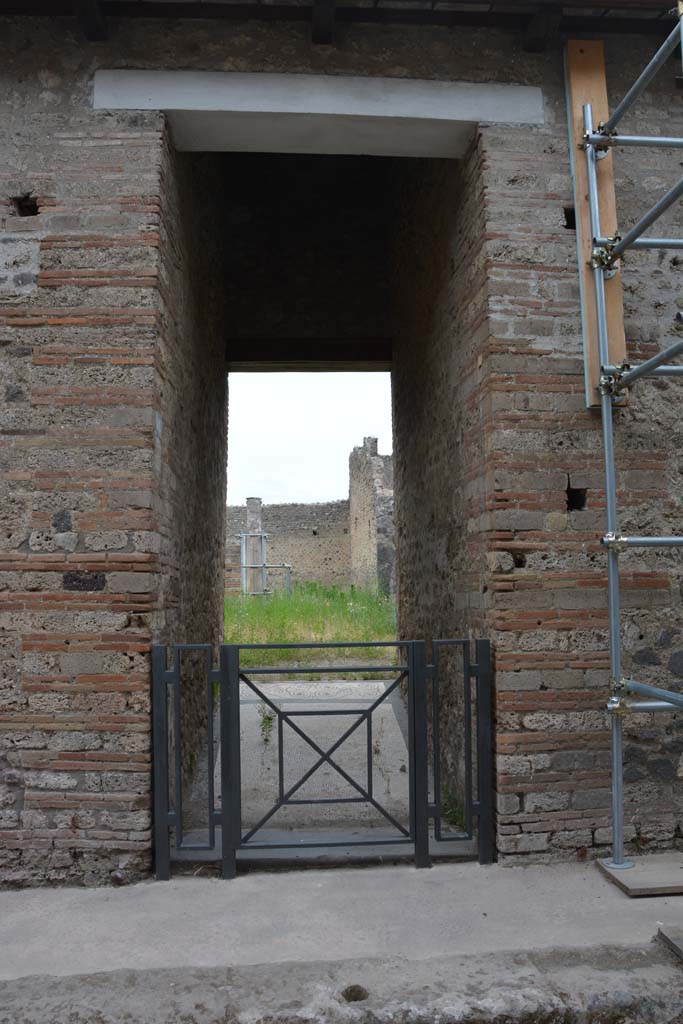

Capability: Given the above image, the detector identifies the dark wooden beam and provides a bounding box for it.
[523,10,561,52]
[0,1,675,36]
[226,338,391,372]
[73,0,107,41]
[312,0,336,44]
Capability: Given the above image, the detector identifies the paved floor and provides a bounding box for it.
[1,860,681,981]
[235,678,411,828]
[2,944,682,1024]
[186,677,413,834]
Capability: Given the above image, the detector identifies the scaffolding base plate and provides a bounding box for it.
[598,852,683,897]
[658,926,683,960]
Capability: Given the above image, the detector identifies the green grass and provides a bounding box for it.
[224,582,397,668]
[441,786,467,833]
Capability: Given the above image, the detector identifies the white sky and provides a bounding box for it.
[227,372,393,504]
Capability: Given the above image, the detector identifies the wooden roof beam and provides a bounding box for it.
[74,0,108,41]
[312,0,336,44]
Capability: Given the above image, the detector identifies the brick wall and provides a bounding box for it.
[478,39,683,860]
[2,16,683,881]
[391,149,489,809]
[391,37,683,862]
[0,20,227,885]
[156,143,228,785]
[0,52,165,881]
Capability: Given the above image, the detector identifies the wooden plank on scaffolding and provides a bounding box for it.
[566,40,627,407]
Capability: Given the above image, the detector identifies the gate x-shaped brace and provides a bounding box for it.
[240,671,409,842]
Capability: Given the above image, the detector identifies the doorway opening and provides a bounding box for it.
[159,146,490,870]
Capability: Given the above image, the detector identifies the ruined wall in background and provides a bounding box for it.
[225,440,395,592]
[349,438,395,594]
[225,501,351,588]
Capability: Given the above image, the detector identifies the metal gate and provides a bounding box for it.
[152,640,493,879]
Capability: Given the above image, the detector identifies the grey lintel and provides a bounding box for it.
[92,71,545,159]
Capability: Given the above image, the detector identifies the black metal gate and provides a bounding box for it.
[152,640,493,879]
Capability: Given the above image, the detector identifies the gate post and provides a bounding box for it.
[475,639,495,865]
[412,640,432,869]
[152,645,171,881]
[220,644,241,879]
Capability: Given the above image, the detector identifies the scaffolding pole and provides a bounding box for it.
[574,21,683,869]
[600,22,680,134]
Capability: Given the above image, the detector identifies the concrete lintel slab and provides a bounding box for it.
[93,70,544,158]
[598,852,683,897]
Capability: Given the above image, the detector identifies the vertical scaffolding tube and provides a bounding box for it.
[260,534,267,595]
[240,534,247,595]
[583,104,629,868]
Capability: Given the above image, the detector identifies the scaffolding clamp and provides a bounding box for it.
[602,532,629,551]
[591,237,621,269]
[607,692,626,717]
[590,245,612,268]
[583,128,611,156]
[606,362,629,392]
[600,361,632,394]
[599,373,618,395]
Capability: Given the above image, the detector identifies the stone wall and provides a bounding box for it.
[2,14,683,881]
[225,440,395,592]
[225,499,351,589]
[0,91,164,883]
[156,144,228,788]
[224,542,241,593]
[0,19,228,885]
[477,43,683,860]
[390,37,683,862]
[349,438,395,593]
[391,151,489,811]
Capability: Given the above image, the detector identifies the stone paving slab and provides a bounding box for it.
[598,852,683,897]
[0,944,681,1024]
[1,861,682,982]
[659,925,683,960]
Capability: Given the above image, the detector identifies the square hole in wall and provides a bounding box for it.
[10,194,39,217]
[566,478,587,511]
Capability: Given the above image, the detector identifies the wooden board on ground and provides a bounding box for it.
[566,40,627,407]
[598,852,683,896]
